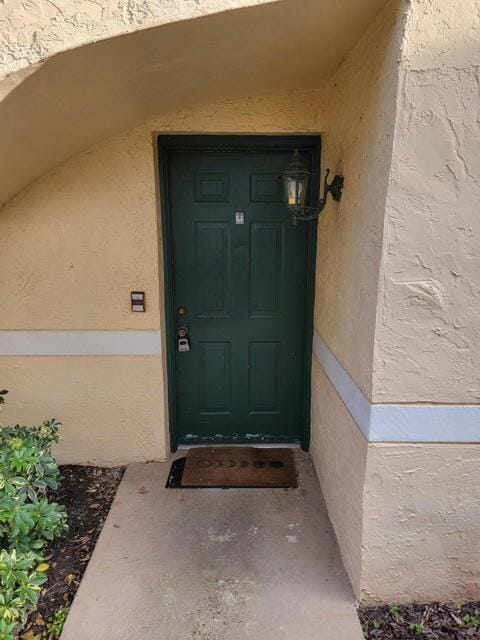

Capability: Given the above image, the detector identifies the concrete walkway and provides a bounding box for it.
[61,451,363,640]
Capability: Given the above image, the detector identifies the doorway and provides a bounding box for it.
[159,135,319,450]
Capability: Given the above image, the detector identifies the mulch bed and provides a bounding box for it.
[359,602,480,639]
[23,465,124,638]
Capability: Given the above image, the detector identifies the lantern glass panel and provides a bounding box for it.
[296,173,308,206]
[284,176,299,206]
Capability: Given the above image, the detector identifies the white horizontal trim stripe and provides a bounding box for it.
[313,331,480,443]
[2,330,479,440]
[369,404,480,442]
[312,332,371,439]
[0,331,161,356]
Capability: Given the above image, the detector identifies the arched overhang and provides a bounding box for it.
[0,0,388,207]
[0,0,278,79]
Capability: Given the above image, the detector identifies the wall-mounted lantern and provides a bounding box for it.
[282,149,344,225]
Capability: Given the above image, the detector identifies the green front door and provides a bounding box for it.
[163,136,317,446]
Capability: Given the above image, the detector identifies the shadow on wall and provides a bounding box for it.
[0,0,388,208]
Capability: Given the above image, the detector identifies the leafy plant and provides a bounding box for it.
[388,604,400,616]
[0,496,66,555]
[0,391,66,640]
[462,612,480,628]
[0,550,47,635]
[0,419,61,505]
[409,622,424,634]
[41,607,69,639]
[0,419,60,452]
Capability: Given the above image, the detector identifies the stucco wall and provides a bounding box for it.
[362,443,480,603]
[0,128,161,331]
[310,0,480,605]
[0,0,271,77]
[314,0,403,400]
[0,89,324,465]
[353,0,480,603]
[310,359,367,595]
[0,357,167,465]
[372,0,480,403]
[309,0,404,596]
[0,0,387,208]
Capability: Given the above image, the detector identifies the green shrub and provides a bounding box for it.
[0,391,66,640]
[0,550,48,632]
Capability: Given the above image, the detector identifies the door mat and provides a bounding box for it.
[165,456,187,488]
[167,447,298,488]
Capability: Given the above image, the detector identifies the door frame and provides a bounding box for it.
[157,134,320,452]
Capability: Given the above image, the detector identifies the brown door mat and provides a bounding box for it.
[180,446,298,488]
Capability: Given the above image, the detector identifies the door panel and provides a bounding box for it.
[166,143,315,444]
[198,342,231,414]
[249,222,284,317]
[249,342,280,414]
[195,222,231,317]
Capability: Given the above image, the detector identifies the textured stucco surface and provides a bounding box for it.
[0,0,387,206]
[311,356,480,604]
[310,357,367,596]
[0,0,271,77]
[0,89,322,331]
[0,89,323,464]
[0,356,166,465]
[361,443,480,603]
[356,0,480,599]
[372,0,480,403]
[0,128,161,331]
[313,0,403,399]
[308,1,403,596]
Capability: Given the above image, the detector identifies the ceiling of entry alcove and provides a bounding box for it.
[0,0,388,207]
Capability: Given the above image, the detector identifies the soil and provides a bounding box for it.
[23,465,124,638]
[359,602,480,639]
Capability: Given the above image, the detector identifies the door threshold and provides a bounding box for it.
[178,443,301,449]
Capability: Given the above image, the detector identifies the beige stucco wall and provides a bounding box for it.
[372,0,480,403]
[354,0,480,602]
[0,0,387,207]
[0,89,324,465]
[311,368,480,604]
[310,359,367,595]
[310,0,480,605]
[314,0,403,400]
[0,0,272,77]
[0,89,323,333]
[309,0,403,596]
[0,357,167,465]
[362,443,480,603]
[0,129,162,331]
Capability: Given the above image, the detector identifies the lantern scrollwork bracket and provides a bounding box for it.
[283,149,344,226]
